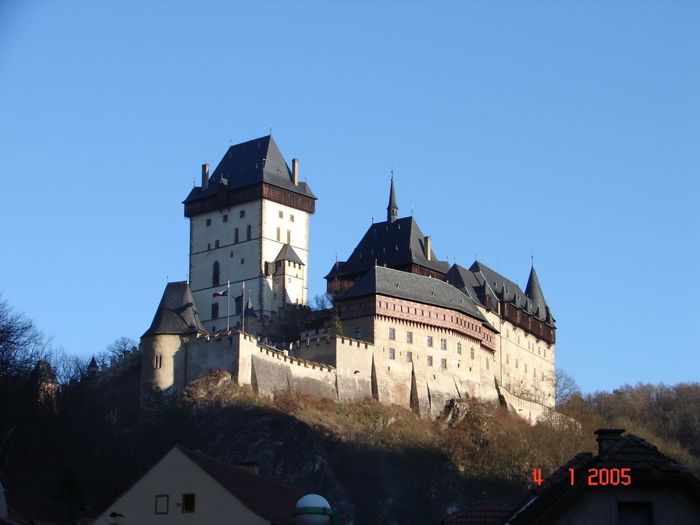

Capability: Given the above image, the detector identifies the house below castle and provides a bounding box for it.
[140,136,558,421]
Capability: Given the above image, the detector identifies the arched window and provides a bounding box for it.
[212,261,220,287]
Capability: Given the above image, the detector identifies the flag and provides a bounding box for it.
[212,288,228,297]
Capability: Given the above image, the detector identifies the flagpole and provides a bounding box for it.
[226,280,230,332]
[242,281,246,334]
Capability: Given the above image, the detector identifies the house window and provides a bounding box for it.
[214,240,220,248]
[155,494,169,514]
[276,227,281,241]
[427,355,433,366]
[441,358,447,369]
[388,327,396,340]
[470,347,475,360]
[389,348,396,360]
[406,331,413,344]
[211,303,219,319]
[246,225,251,240]
[617,502,652,525]
[239,209,245,218]
[234,228,239,243]
[223,214,228,223]
[426,336,433,348]
[287,230,291,244]
[406,351,413,363]
[440,338,447,350]
[457,342,462,354]
[290,214,295,222]
[212,261,220,286]
[354,327,362,339]
[279,210,284,219]
[181,493,196,513]
[206,218,211,227]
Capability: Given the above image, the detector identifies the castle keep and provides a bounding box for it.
[140,136,557,421]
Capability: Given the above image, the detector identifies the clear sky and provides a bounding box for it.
[0,1,698,393]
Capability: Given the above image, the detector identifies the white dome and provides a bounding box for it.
[294,494,332,525]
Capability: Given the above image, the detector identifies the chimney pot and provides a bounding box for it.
[201,163,209,191]
[424,236,432,261]
[594,428,625,455]
[292,158,299,186]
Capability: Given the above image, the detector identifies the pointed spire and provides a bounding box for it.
[525,264,547,316]
[387,174,398,223]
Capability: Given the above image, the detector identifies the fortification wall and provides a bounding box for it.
[498,383,552,424]
[186,334,238,383]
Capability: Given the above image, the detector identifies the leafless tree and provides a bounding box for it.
[106,336,137,359]
[0,295,47,377]
[551,369,580,405]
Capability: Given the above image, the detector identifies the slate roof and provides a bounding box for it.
[442,501,520,525]
[184,135,315,204]
[178,446,305,525]
[274,244,304,266]
[337,266,487,322]
[446,262,554,326]
[504,430,700,525]
[143,282,205,337]
[325,216,450,280]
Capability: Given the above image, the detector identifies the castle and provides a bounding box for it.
[140,135,557,421]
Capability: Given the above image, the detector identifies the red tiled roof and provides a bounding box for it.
[442,501,519,525]
[177,446,307,525]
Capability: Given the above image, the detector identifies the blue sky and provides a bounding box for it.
[0,1,698,393]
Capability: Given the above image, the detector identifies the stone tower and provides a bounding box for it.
[183,136,316,332]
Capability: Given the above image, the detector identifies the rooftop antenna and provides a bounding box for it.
[371,216,374,224]
[410,206,414,216]
[269,124,273,136]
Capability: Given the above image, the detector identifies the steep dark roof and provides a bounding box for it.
[274,244,304,265]
[337,266,486,322]
[506,430,700,524]
[178,446,305,525]
[387,176,398,222]
[524,265,547,317]
[442,501,519,525]
[143,282,204,337]
[325,216,450,279]
[184,135,315,204]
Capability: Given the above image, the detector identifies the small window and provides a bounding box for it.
[457,342,462,354]
[406,331,413,344]
[240,258,245,265]
[153,355,162,369]
[276,227,281,241]
[485,358,489,370]
[181,493,195,513]
[212,303,219,319]
[206,218,211,227]
[287,230,291,244]
[406,351,413,363]
[212,261,220,287]
[279,210,284,219]
[389,348,395,360]
[506,354,510,364]
[470,347,475,360]
[155,494,169,514]
[427,336,433,348]
[389,327,396,341]
[214,240,220,248]
[290,214,295,222]
[234,228,239,243]
[525,363,528,373]
[427,355,433,366]
[440,338,447,350]
[223,214,228,223]
[441,358,447,369]
[516,358,519,369]
[239,209,245,218]
[246,225,251,240]
[207,243,211,250]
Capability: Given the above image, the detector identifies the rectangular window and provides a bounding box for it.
[276,227,281,241]
[246,225,251,240]
[426,336,433,348]
[389,348,395,360]
[457,342,462,354]
[211,303,219,319]
[290,214,295,222]
[223,214,228,223]
[525,363,528,373]
[406,331,413,344]
[155,494,169,514]
[516,359,519,369]
[206,218,211,227]
[181,493,195,513]
[388,327,396,340]
[279,210,284,218]
[470,347,475,360]
[153,355,162,369]
[287,230,291,244]
[427,355,433,366]
[234,228,239,243]
[440,338,447,350]
[239,209,245,218]
[406,351,413,363]
[214,240,220,248]
[441,358,447,369]
[485,358,489,370]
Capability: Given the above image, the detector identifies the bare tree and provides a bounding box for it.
[106,336,137,359]
[0,295,47,377]
[551,369,580,405]
[311,293,333,311]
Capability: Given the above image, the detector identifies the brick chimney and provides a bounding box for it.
[201,163,209,191]
[292,158,299,186]
[594,428,625,454]
[424,236,432,261]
